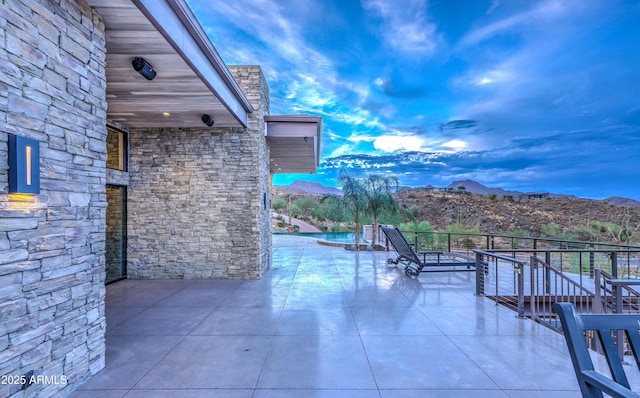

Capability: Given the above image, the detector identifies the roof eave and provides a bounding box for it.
[133,0,253,126]
[265,115,322,174]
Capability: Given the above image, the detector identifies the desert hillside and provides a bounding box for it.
[394,190,640,238]
[273,182,640,243]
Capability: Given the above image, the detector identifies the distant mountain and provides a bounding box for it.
[447,180,520,197]
[276,180,342,196]
[605,197,640,207]
[446,179,578,199]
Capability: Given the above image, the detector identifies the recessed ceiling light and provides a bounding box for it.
[162,112,170,116]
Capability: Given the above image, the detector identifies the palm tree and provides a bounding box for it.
[364,174,399,244]
[337,169,367,249]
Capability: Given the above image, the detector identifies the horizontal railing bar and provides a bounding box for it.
[607,280,640,286]
[479,249,640,254]
[474,250,527,265]
[397,229,640,250]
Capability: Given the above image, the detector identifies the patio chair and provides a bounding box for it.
[553,302,640,398]
[379,226,476,278]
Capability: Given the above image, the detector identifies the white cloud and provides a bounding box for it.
[362,0,441,56]
[343,129,473,154]
[373,134,428,152]
[473,67,516,87]
[486,0,501,14]
[441,139,468,151]
[197,0,340,93]
[458,0,589,49]
[332,109,385,130]
[284,74,337,109]
[327,144,353,158]
[344,130,432,153]
[195,0,394,138]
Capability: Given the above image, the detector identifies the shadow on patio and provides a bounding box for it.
[71,235,581,398]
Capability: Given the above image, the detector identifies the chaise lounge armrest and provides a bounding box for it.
[553,302,640,398]
[580,370,640,398]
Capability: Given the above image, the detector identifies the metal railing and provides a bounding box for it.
[528,256,594,331]
[475,249,640,321]
[397,229,640,257]
[595,269,640,314]
[474,250,527,317]
[593,270,640,357]
[383,228,640,327]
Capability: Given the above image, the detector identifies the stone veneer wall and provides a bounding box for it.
[230,66,272,277]
[127,66,271,279]
[0,0,107,397]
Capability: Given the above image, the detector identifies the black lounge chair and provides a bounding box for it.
[380,226,477,278]
[553,302,640,398]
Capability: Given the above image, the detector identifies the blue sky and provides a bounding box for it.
[187,0,640,200]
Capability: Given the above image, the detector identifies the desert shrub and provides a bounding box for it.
[570,224,600,242]
[398,221,435,249]
[503,228,529,249]
[462,238,476,250]
[408,205,421,218]
[330,224,352,233]
[288,204,302,219]
[541,222,561,238]
[272,198,286,213]
[313,197,350,222]
[293,197,316,220]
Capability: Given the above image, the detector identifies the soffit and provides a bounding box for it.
[265,115,322,174]
[88,0,252,128]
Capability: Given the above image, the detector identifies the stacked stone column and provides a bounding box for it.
[0,0,108,396]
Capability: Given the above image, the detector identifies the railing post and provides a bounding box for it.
[447,233,451,252]
[475,252,485,297]
[589,251,595,279]
[592,269,605,354]
[414,232,419,252]
[530,256,537,321]
[545,251,551,294]
[612,279,625,359]
[517,262,525,318]
[593,269,602,314]
[612,251,618,278]
[614,280,623,314]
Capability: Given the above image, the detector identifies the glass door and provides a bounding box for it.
[106,185,127,282]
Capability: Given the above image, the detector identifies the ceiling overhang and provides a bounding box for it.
[87,0,253,128]
[265,115,322,174]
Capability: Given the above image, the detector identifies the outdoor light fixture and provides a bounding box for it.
[131,57,156,80]
[8,134,40,194]
[201,114,214,127]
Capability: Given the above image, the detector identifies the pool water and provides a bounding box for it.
[276,232,368,243]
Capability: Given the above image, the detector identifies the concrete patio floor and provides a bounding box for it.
[71,235,581,397]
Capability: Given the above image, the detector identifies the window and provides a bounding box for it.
[107,127,128,171]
